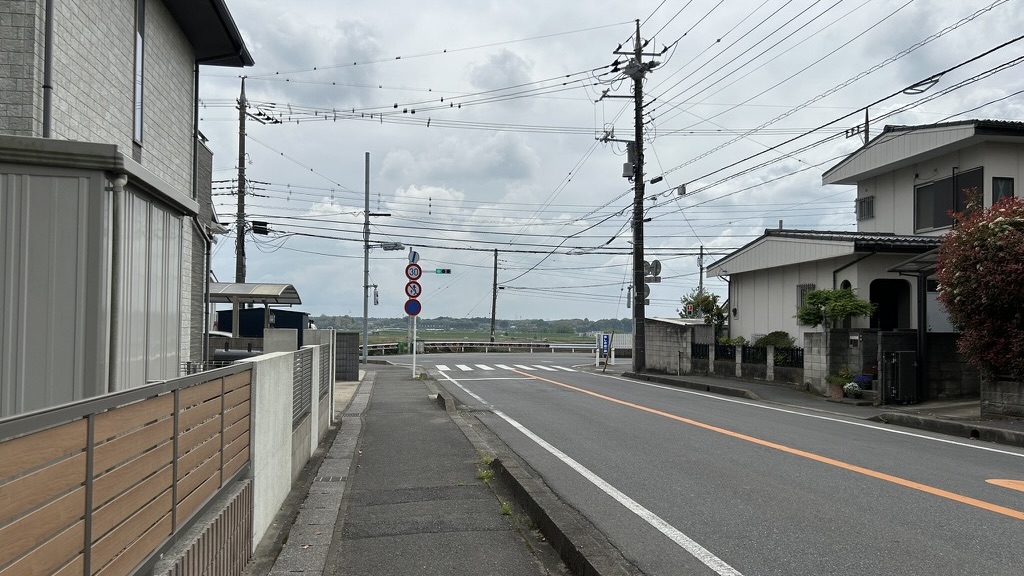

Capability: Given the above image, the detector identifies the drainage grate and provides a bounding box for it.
[314,476,344,482]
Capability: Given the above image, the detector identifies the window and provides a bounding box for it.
[856,196,874,220]
[133,0,145,144]
[914,167,983,231]
[797,283,815,307]
[993,177,1014,204]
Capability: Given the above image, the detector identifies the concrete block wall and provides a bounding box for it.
[803,332,826,395]
[265,329,299,353]
[645,319,687,374]
[982,376,1024,419]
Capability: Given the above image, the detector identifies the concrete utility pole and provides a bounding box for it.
[490,249,498,342]
[362,152,370,364]
[235,77,247,283]
[613,20,660,373]
[698,245,704,294]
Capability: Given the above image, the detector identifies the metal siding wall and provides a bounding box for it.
[0,171,101,416]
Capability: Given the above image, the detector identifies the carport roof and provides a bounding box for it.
[209,282,301,305]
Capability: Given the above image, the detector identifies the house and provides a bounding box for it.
[707,120,1023,401]
[0,0,253,417]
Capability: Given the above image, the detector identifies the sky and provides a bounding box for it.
[197,0,1024,321]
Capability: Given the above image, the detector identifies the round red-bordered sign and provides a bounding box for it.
[405,263,422,280]
[405,281,422,298]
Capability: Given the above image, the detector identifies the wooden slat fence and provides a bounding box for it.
[0,365,252,576]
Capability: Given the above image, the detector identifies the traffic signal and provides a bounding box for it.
[435,268,451,274]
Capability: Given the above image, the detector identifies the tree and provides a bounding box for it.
[679,287,727,338]
[797,288,874,386]
[796,289,875,330]
[936,194,1024,379]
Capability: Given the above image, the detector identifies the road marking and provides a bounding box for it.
[988,479,1024,493]
[533,365,557,371]
[439,371,743,576]
[554,366,576,372]
[495,364,514,370]
[513,364,535,371]
[604,374,1024,460]
[519,370,1024,522]
[435,365,450,372]
[475,364,495,370]
[456,364,472,371]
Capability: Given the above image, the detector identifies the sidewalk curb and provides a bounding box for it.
[433,388,642,576]
[623,372,761,401]
[870,412,1024,448]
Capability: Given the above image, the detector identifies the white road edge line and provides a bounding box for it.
[440,371,743,576]
[597,373,1024,459]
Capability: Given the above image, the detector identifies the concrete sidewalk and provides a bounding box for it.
[251,364,559,576]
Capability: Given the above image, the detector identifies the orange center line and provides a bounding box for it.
[515,370,1024,521]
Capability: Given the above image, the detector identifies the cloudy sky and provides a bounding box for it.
[198,0,1024,321]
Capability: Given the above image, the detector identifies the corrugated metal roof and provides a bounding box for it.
[209,282,301,305]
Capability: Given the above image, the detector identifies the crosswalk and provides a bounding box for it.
[434,363,577,373]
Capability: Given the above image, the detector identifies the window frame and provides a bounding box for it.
[856,196,874,221]
[914,167,983,231]
[992,177,1014,204]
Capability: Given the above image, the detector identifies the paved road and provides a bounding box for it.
[407,352,1024,576]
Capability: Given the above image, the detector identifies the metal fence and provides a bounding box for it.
[742,345,768,365]
[318,344,331,400]
[691,342,710,359]
[773,347,804,368]
[714,343,736,361]
[293,348,313,430]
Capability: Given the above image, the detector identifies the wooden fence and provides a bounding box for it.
[0,364,252,576]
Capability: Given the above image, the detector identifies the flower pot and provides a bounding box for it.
[828,383,844,399]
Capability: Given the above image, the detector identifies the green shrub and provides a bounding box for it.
[753,331,795,348]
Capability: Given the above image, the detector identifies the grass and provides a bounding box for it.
[476,467,494,484]
[500,502,512,516]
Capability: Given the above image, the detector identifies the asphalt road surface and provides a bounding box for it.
[400,352,1024,576]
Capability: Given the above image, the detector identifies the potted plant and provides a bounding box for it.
[853,373,873,390]
[843,382,863,398]
[826,366,853,399]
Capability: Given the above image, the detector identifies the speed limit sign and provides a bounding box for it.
[405,263,422,280]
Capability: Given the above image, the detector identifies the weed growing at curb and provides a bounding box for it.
[476,467,494,484]
[501,502,512,515]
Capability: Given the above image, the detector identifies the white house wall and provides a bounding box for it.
[730,253,921,343]
[710,236,855,276]
[857,142,1023,235]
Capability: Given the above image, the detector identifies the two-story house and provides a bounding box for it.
[0,0,252,417]
[707,120,1023,399]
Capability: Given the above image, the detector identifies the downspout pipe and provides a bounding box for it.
[42,0,55,137]
[191,217,213,365]
[109,174,129,392]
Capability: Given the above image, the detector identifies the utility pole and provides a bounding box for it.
[235,77,247,283]
[698,245,704,294]
[613,20,660,373]
[490,249,498,342]
[362,152,370,364]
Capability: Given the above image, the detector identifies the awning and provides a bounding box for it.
[888,248,940,276]
[209,282,301,305]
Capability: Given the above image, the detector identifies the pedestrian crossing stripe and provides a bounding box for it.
[433,364,577,373]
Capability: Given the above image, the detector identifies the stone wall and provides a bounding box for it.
[926,333,980,399]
